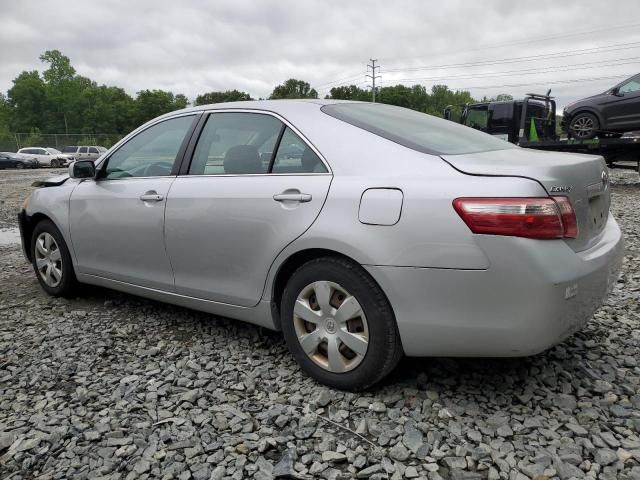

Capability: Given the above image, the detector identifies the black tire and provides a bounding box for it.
[569,112,600,140]
[15,162,24,169]
[50,159,59,168]
[31,219,78,297]
[281,256,403,391]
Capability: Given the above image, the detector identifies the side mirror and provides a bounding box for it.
[69,160,96,179]
[612,87,624,97]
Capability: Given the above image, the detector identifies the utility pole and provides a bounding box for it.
[366,58,381,103]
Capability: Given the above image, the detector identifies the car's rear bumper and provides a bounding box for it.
[365,214,624,357]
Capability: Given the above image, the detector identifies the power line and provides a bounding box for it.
[318,41,640,93]
[366,59,381,102]
[382,40,640,74]
[376,57,640,85]
[434,73,632,92]
[315,22,640,90]
[387,21,640,64]
[315,71,366,89]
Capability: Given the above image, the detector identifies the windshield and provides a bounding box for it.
[322,103,516,155]
[46,148,62,154]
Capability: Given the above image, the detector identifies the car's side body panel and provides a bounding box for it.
[164,173,332,307]
[69,177,177,291]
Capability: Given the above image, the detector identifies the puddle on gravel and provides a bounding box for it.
[0,228,21,245]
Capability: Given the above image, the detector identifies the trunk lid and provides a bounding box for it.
[441,148,610,252]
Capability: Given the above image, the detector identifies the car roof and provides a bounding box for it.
[155,98,366,120]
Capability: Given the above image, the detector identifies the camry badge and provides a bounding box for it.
[550,185,573,193]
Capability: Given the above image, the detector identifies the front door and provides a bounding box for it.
[164,112,332,307]
[69,114,196,290]
[603,75,640,130]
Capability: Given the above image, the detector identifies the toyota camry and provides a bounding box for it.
[19,100,623,390]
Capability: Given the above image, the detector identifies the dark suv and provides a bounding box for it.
[563,73,640,139]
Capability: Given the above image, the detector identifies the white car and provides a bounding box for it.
[17,147,74,168]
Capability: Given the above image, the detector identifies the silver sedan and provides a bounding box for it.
[19,100,623,390]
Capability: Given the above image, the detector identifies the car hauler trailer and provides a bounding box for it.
[444,93,640,172]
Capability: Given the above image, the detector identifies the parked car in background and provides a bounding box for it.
[0,152,39,169]
[19,100,623,390]
[16,147,74,167]
[61,145,107,161]
[563,73,640,139]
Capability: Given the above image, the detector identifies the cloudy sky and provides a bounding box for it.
[1,0,639,109]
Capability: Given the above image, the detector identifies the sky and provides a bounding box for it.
[1,0,639,110]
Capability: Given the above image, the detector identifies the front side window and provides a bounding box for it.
[189,113,282,175]
[619,77,640,94]
[89,147,99,154]
[61,146,77,153]
[102,115,194,179]
[322,103,516,155]
[272,127,327,173]
[79,147,88,153]
[46,148,61,154]
[38,149,48,155]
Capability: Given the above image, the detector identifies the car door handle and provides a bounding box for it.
[139,192,164,202]
[273,192,312,203]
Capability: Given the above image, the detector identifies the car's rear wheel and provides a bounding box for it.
[31,220,78,297]
[281,256,402,391]
[50,159,59,168]
[569,112,599,140]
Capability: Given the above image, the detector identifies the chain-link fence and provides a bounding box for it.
[0,133,124,153]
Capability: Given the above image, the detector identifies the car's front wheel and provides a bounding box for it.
[15,162,24,169]
[569,112,599,140]
[281,257,402,391]
[50,159,59,168]
[31,220,78,297]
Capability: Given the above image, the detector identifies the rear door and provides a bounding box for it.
[164,111,332,307]
[69,114,197,290]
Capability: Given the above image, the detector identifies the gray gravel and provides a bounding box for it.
[0,168,639,480]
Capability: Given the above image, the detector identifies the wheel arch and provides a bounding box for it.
[21,212,61,262]
[569,108,604,128]
[270,248,394,332]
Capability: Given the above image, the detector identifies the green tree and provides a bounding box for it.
[269,79,318,99]
[39,50,84,133]
[495,94,514,102]
[194,90,253,105]
[328,85,370,101]
[426,85,475,117]
[132,90,189,127]
[7,71,47,132]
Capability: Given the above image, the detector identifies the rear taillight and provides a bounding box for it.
[551,196,578,238]
[452,197,578,239]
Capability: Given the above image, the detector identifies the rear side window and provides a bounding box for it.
[322,103,516,155]
[189,113,283,175]
[272,128,327,173]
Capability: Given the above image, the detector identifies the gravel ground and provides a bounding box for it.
[0,168,639,480]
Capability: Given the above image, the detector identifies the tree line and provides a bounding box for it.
[0,50,507,149]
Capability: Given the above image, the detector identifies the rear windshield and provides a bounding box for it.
[321,103,516,155]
